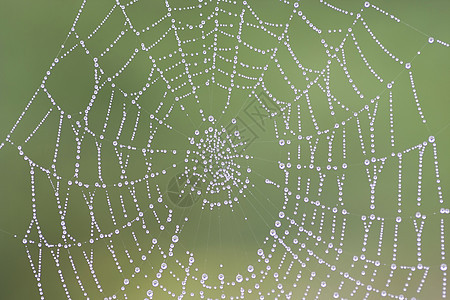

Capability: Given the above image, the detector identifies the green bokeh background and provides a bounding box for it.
[0,0,449,299]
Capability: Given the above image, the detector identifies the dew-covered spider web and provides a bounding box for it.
[1,0,449,299]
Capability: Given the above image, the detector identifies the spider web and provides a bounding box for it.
[1,0,449,299]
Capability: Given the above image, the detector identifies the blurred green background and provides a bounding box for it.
[0,0,449,299]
